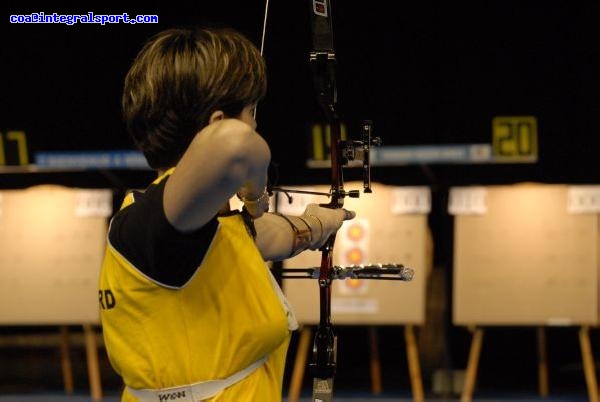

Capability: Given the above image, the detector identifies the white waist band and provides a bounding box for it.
[126,356,268,402]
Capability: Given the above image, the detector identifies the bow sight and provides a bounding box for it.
[270,121,381,200]
[340,120,382,194]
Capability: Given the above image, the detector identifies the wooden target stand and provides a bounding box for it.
[451,184,600,402]
[63,324,103,400]
[460,325,598,402]
[0,324,103,399]
[287,324,425,402]
[276,183,431,401]
[277,183,431,401]
[0,186,110,398]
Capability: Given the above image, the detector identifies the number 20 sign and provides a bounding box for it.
[492,116,538,162]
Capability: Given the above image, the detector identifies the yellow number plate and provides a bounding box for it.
[492,116,538,162]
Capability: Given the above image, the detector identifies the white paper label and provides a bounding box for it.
[391,186,431,214]
[567,186,600,214]
[546,317,573,326]
[75,190,113,217]
[332,298,378,314]
[448,187,488,215]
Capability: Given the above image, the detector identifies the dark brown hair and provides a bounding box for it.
[122,27,267,169]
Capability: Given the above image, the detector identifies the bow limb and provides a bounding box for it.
[309,0,342,398]
[257,1,357,399]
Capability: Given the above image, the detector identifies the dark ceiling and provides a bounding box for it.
[1,1,598,188]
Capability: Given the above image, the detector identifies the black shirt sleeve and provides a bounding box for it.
[108,178,219,288]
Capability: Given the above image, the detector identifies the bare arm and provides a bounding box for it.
[254,205,355,261]
[253,213,299,261]
[164,119,270,232]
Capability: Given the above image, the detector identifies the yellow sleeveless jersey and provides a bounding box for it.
[99,173,292,401]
